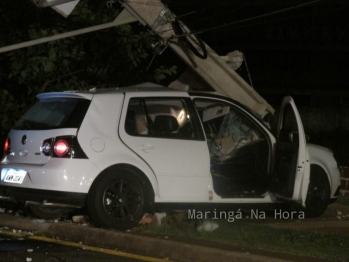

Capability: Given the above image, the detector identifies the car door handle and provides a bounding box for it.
[139,144,154,152]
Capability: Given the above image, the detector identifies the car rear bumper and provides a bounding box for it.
[0,185,86,207]
[0,158,100,193]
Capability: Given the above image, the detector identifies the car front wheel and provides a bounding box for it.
[87,167,152,230]
[303,165,331,217]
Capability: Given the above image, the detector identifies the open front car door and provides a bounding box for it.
[271,96,310,206]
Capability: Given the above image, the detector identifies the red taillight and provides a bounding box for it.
[41,136,86,159]
[4,138,10,155]
[54,139,69,157]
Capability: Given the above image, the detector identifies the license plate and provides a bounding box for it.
[2,168,27,184]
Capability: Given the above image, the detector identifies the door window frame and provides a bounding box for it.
[124,96,205,141]
[192,96,273,174]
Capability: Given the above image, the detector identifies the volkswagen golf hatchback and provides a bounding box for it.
[0,84,341,229]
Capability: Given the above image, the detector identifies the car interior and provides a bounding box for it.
[125,97,272,198]
[194,99,271,198]
[125,98,195,139]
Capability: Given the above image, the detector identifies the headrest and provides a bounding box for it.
[152,115,179,134]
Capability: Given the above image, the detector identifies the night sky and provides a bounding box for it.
[165,0,349,105]
[164,0,349,164]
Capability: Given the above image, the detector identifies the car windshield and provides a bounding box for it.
[13,97,90,130]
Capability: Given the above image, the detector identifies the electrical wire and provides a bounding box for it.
[177,0,265,25]
[243,54,253,88]
[212,5,348,34]
[118,0,165,6]
[164,0,322,38]
[175,0,262,19]
[172,19,207,59]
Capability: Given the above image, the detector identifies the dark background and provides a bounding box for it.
[166,0,349,101]
[165,0,349,165]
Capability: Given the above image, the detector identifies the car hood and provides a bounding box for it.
[307,143,333,153]
[307,143,339,171]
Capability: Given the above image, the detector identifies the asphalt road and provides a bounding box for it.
[0,231,171,262]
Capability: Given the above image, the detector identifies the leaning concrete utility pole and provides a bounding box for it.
[120,0,274,116]
[4,0,274,116]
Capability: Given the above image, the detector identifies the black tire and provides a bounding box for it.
[28,206,72,219]
[87,167,153,230]
[303,165,331,217]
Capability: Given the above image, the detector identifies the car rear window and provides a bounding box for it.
[13,98,91,130]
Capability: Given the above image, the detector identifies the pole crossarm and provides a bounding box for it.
[0,9,137,54]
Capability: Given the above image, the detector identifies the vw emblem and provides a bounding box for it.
[21,135,27,145]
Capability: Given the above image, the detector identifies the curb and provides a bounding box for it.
[0,214,312,262]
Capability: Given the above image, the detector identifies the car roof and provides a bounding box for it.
[36,82,247,112]
[35,83,271,129]
[87,82,175,94]
[36,82,253,113]
[37,83,189,100]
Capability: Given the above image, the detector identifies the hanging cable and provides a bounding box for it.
[171,19,207,59]
[177,0,265,26]
[243,53,254,89]
[212,4,347,34]
[118,0,165,6]
[165,0,322,38]
[175,0,258,19]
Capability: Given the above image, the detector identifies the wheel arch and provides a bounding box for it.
[310,164,329,183]
[307,144,341,199]
[303,163,331,217]
[308,159,332,189]
[89,163,156,201]
[308,163,331,199]
[87,163,155,229]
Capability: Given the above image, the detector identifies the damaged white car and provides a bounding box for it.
[0,84,341,229]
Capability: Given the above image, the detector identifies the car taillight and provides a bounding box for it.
[54,139,69,157]
[41,136,87,159]
[4,138,10,155]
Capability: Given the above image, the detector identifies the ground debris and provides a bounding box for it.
[32,219,46,224]
[197,220,219,232]
[72,215,88,224]
[139,213,167,225]
[336,210,349,220]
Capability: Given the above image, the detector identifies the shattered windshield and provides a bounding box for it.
[193,98,267,160]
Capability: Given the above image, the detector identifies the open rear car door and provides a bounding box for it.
[270,96,310,206]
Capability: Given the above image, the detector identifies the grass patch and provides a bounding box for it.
[133,218,349,261]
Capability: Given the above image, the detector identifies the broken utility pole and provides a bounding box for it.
[121,0,274,117]
[3,0,274,116]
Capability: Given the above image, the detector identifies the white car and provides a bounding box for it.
[0,84,341,229]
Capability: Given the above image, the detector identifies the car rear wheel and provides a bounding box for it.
[303,165,330,217]
[87,167,152,230]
